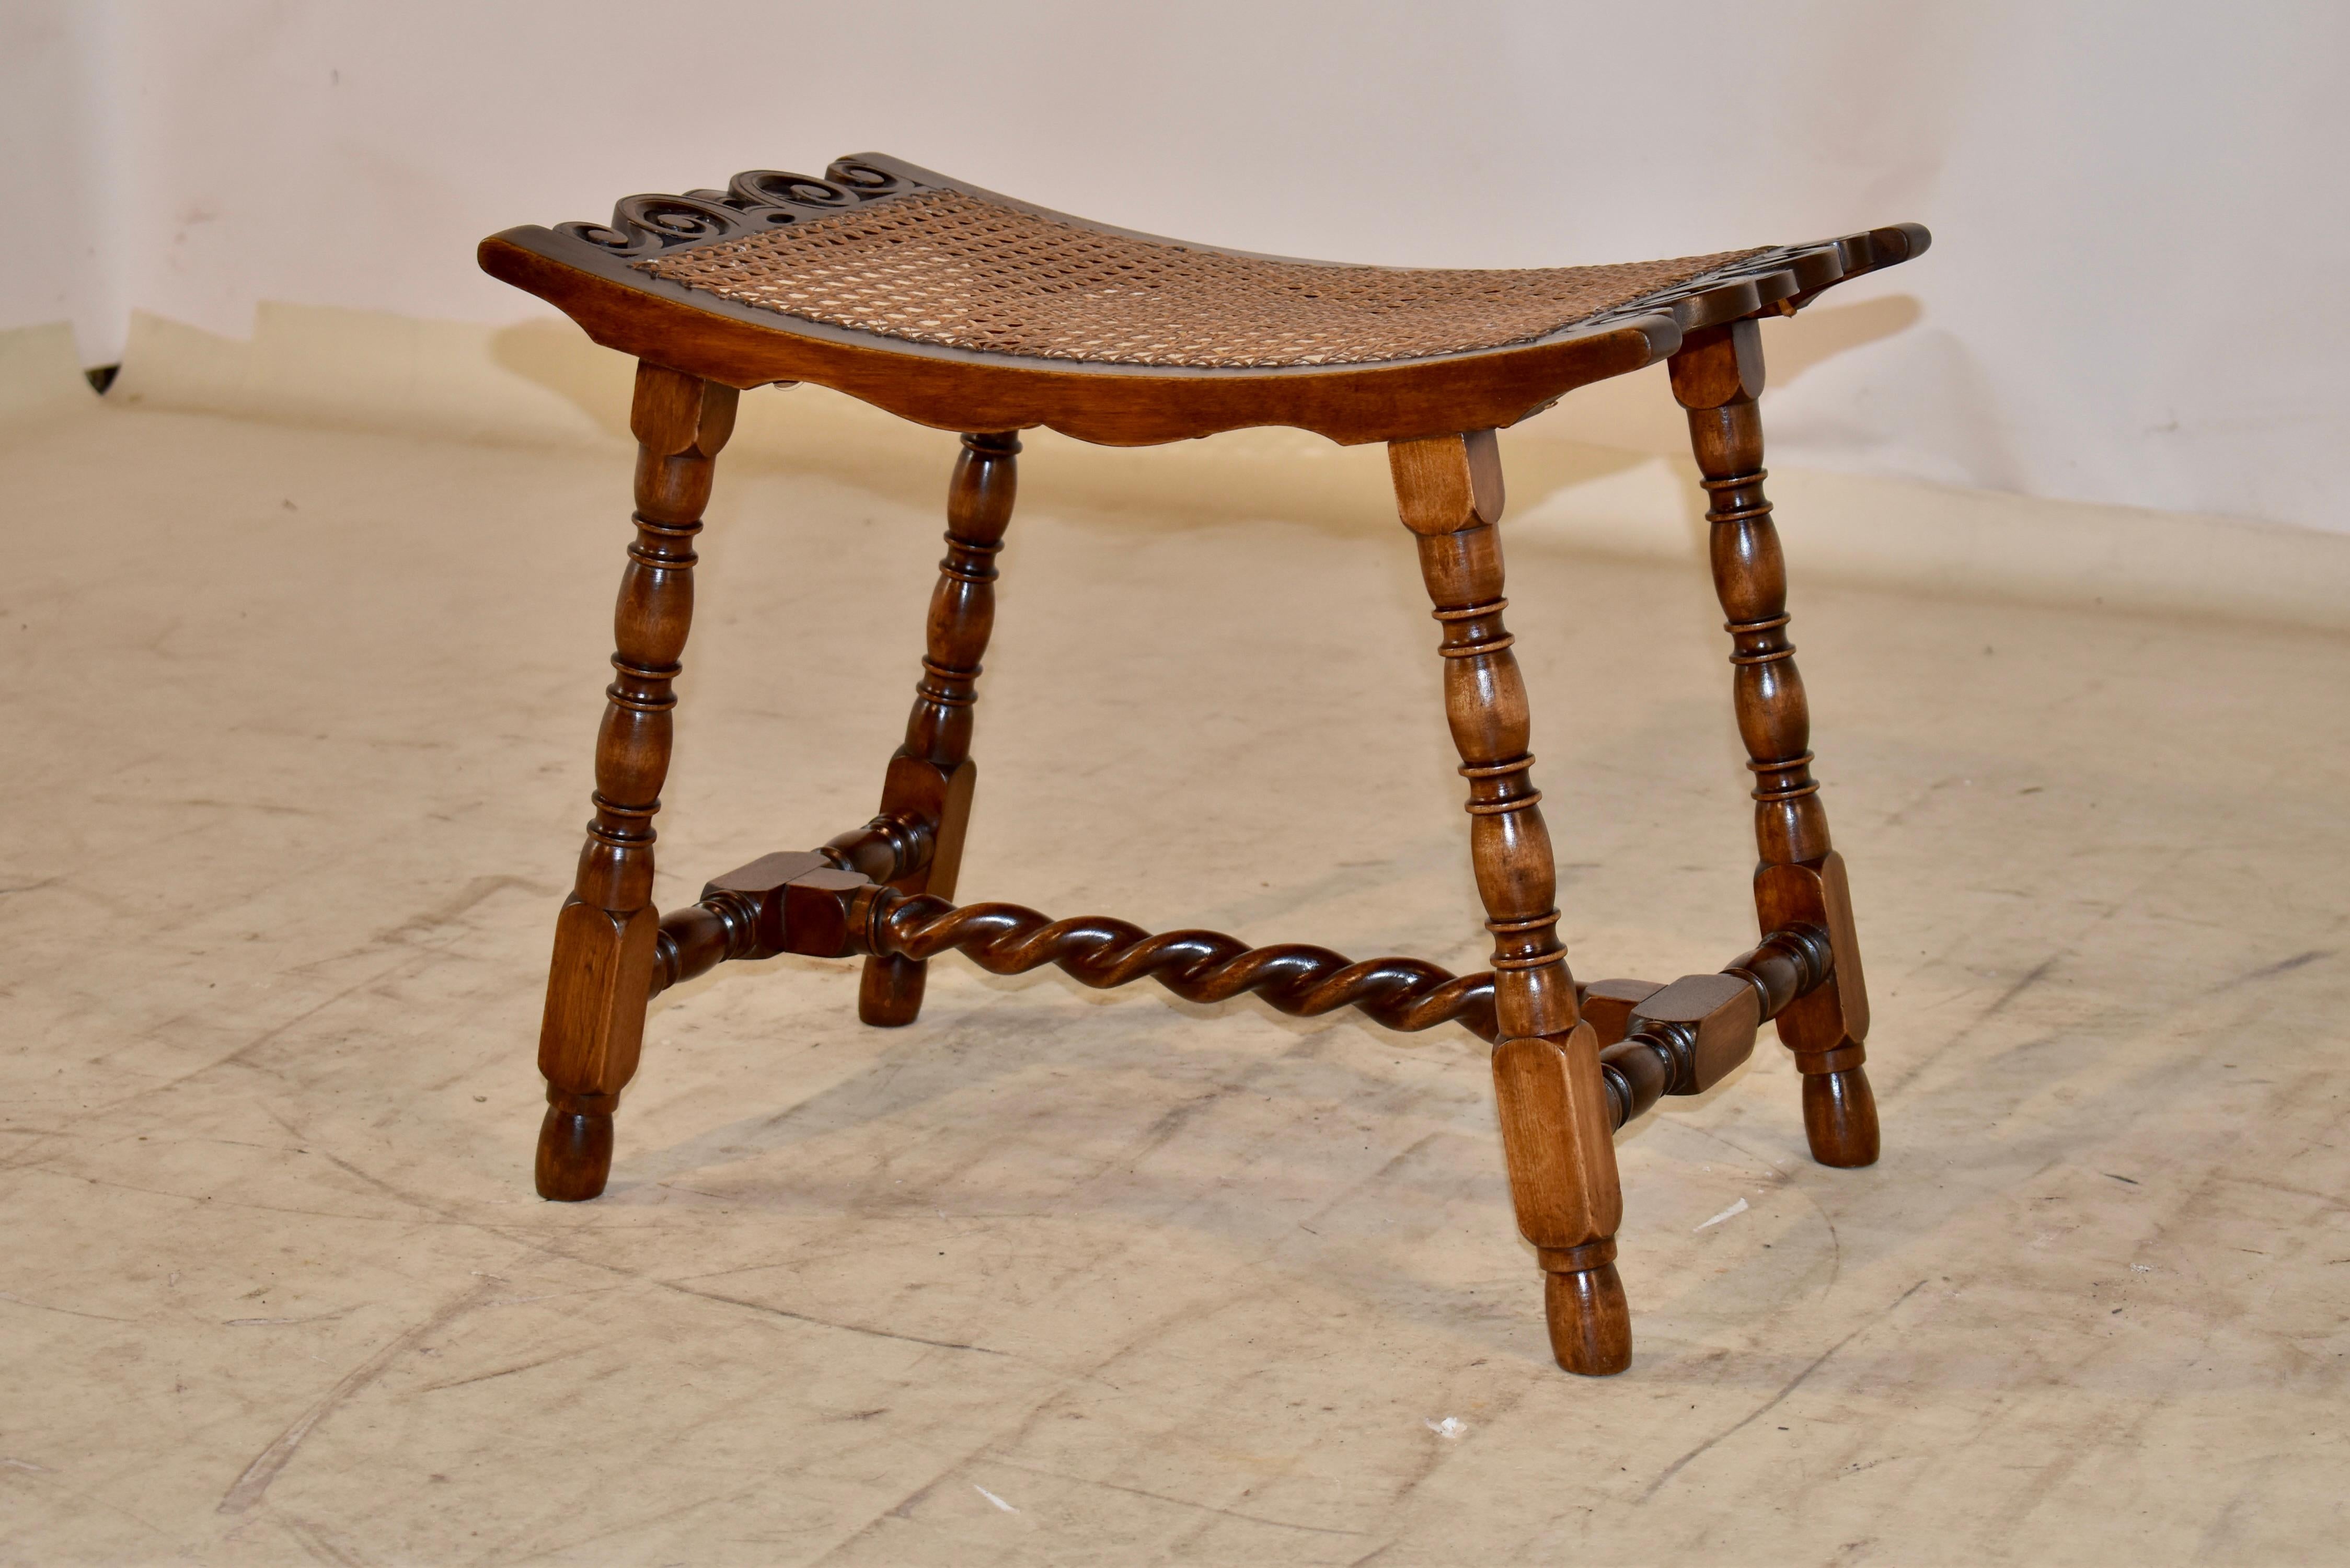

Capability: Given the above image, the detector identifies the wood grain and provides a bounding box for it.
[1390,431,1628,1376]
[857,431,1019,1025]
[645,848,1504,1037]
[1674,319,1879,1168]
[534,362,736,1201]
[481,234,1670,448]
[490,164,1927,1369]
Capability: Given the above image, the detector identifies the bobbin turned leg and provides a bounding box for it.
[1390,430,1629,1376]
[1671,320,1879,1167]
[856,432,1020,1026]
[534,363,738,1200]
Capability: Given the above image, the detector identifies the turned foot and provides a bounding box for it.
[536,1103,614,1200]
[1545,1261,1633,1376]
[858,954,928,1027]
[1802,1065,1880,1167]
[531,365,737,1205]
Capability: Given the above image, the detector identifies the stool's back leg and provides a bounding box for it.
[1671,321,1880,1167]
[1391,431,1630,1376]
[858,432,1021,1027]
[534,363,737,1200]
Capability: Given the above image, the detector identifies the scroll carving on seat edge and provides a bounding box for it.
[482,155,1932,1379]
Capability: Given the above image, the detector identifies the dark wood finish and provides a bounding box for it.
[819,815,931,885]
[1542,1245,1630,1378]
[648,850,833,996]
[1389,430,1629,1377]
[647,860,1851,1106]
[1593,924,1835,1128]
[480,233,1665,448]
[1672,319,1879,1168]
[478,155,1929,449]
[1581,976,1666,1046]
[1628,972,1763,1092]
[545,160,923,258]
[1724,923,1838,1022]
[647,846,1500,1039]
[493,161,1929,1381]
[855,432,1019,1025]
[534,362,736,1201]
[863,893,1496,1038]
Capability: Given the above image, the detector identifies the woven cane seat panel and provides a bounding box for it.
[636,188,1768,371]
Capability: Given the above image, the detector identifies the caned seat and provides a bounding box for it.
[479,153,1926,445]
[482,152,1929,1379]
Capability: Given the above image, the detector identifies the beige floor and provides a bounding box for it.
[3,394,2347,1566]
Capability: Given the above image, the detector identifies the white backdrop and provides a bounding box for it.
[5,0,2345,533]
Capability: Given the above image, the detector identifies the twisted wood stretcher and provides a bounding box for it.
[480,153,1927,1376]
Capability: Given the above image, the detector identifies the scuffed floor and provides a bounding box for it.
[3,399,2345,1565]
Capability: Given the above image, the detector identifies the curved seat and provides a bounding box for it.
[487,153,1932,1379]
[479,153,1928,446]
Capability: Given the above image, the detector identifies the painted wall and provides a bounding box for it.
[5,0,2344,532]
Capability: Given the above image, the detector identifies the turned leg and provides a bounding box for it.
[856,432,1020,1026]
[1671,320,1879,1167]
[1390,430,1629,1376]
[534,362,738,1200]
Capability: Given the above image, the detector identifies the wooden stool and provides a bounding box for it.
[480,154,1928,1376]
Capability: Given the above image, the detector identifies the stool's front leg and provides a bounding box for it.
[1672,320,1879,1167]
[1390,431,1630,1376]
[534,363,738,1200]
[857,432,1020,1026]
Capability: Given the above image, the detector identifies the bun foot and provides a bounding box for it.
[1802,1065,1880,1168]
[1545,1263,1633,1376]
[858,955,927,1027]
[535,1105,613,1200]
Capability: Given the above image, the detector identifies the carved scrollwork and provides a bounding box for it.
[729,170,856,210]
[1574,224,1928,338]
[825,158,916,197]
[555,159,926,259]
